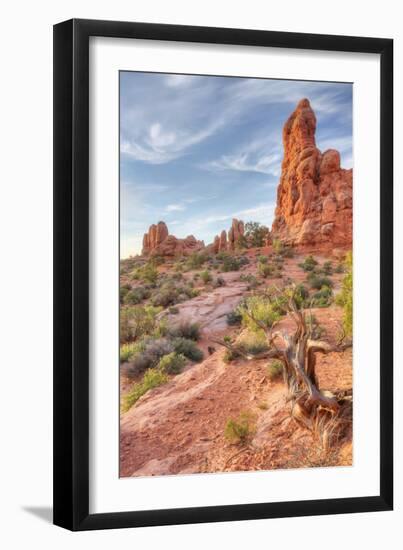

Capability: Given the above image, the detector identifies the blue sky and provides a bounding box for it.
[120,72,352,258]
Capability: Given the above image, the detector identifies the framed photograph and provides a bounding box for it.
[53,19,393,530]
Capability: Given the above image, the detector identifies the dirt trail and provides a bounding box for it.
[163,273,247,341]
[120,350,285,477]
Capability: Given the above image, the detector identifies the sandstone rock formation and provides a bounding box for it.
[142,221,168,255]
[228,219,245,250]
[142,222,204,257]
[271,98,352,247]
[218,230,227,252]
[211,219,245,253]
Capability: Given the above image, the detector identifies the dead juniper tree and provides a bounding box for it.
[213,287,352,449]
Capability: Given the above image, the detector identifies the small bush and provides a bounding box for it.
[311,285,333,307]
[120,305,162,343]
[258,255,268,264]
[335,251,352,337]
[124,286,150,305]
[226,309,242,326]
[239,273,259,289]
[334,263,344,274]
[223,348,240,363]
[307,274,333,290]
[157,352,186,374]
[169,306,179,314]
[322,261,333,275]
[186,252,208,270]
[120,341,143,363]
[221,255,241,272]
[125,337,174,377]
[239,295,282,333]
[272,238,283,255]
[200,270,212,284]
[282,246,294,258]
[299,255,318,272]
[238,331,268,355]
[168,321,201,341]
[258,262,273,278]
[172,337,204,362]
[122,367,168,411]
[135,263,159,284]
[213,276,226,288]
[224,411,256,444]
[120,286,130,304]
[267,360,283,381]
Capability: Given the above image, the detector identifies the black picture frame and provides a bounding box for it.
[53,18,393,531]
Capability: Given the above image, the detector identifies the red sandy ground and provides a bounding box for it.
[120,249,352,477]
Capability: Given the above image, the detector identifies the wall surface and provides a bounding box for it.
[0,0,400,548]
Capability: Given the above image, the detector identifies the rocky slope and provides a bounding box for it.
[271,98,352,247]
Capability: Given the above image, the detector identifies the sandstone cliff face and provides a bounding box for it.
[271,98,352,247]
[142,222,204,257]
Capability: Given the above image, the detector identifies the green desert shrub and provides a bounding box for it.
[336,251,353,337]
[290,284,310,309]
[122,367,168,412]
[224,411,257,444]
[267,360,284,381]
[172,337,204,362]
[226,309,242,326]
[307,273,333,290]
[221,255,241,272]
[299,255,319,272]
[311,285,333,307]
[258,262,273,278]
[238,331,268,355]
[238,295,282,333]
[244,221,270,248]
[272,238,284,255]
[186,251,208,270]
[168,321,201,341]
[239,273,259,289]
[322,261,333,275]
[334,263,345,274]
[125,337,174,376]
[237,255,250,267]
[120,341,144,363]
[157,352,186,374]
[134,263,159,284]
[120,305,162,343]
[124,286,150,305]
[120,286,130,304]
[200,270,212,284]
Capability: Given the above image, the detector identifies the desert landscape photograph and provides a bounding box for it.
[119,72,353,478]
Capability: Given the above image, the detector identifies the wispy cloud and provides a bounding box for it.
[206,151,281,175]
[121,73,351,167]
[165,203,186,212]
[122,119,223,164]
